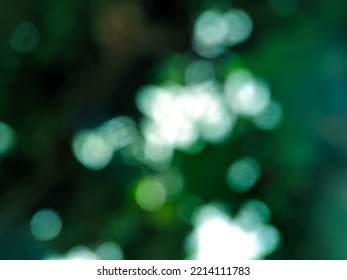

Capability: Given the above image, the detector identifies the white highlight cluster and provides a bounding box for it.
[224,69,271,117]
[137,82,235,161]
[71,6,282,171]
[193,9,253,58]
[186,202,280,260]
[72,116,137,170]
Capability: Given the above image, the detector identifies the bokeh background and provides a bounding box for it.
[1,0,347,259]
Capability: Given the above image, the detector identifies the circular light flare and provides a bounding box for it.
[30,209,62,241]
[158,168,185,198]
[136,85,182,122]
[143,139,174,169]
[226,157,261,192]
[140,95,200,150]
[253,101,283,130]
[96,242,123,260]
[64,246,97,260]
[197,93,236,144]
[193,10,228,58]
[72,129,113,171]
[186,203,280,260]
[10,21,39,53]
[135,177,167,211]
[223,9,253,46]
[236,200,271,230]
[255,224,281,256]
[225,69,271,116]
[99,116,137,150]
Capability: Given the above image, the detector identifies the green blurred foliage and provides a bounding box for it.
[0,0,347,260]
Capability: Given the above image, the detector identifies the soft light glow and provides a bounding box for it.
[0,122,15,155]
[138,86,199,150]
[119,135,145,165]
[99,116,137,151]
[72,116,138,170]
[198,94,235,143]
[236,200,271,230]
[47,243,124,260]
[186,202,280,260]
[30,209,62,241]
[135,177,167,211]
[96,242,123,260]
[72,129,113,170]
[10,21,39,53]
[223,10,253,46]
[183,82,235,144]
[224,69,271,116]
[253,101,283,130]
[143,139,174,170]
[62,246,97,260]
[192,8,253,57]
[226,157,261,192]
[193,10,228,58]
[185,60,215,85]
[158,168,185,198]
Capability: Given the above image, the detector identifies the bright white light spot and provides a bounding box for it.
[253,101,283,130]
[223,10,253,46]
[255,224,281,256]
[226,157,261,192]
[10,21,39,53]
[225,69,271,116]
[269,0,299,16]
[30,209,62,241]
[184,82,235,144]
[0,122,15,155]
[136,85,182,121]
[136,81,236,157]
[64,246,97,260]
[96,242,123,260]
[193,10,228,58]
[135,177,167,211]
[185,60,215,85]
[138,86,200,149]
[187,203,280,260]
[72,129,113,170]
